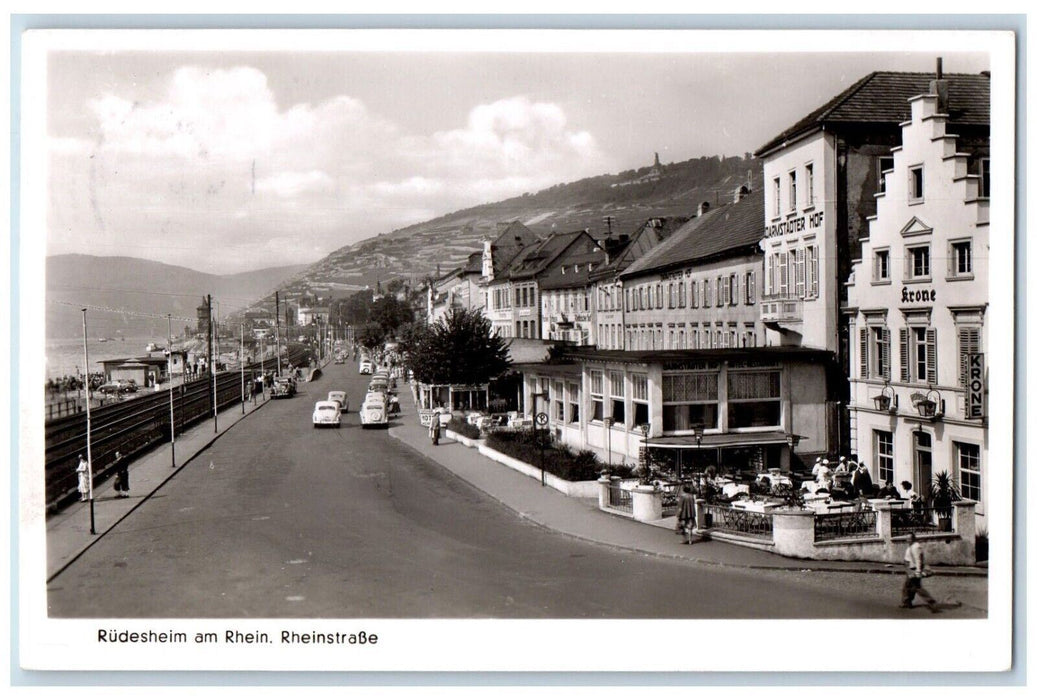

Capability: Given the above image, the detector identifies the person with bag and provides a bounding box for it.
[429,408,442,446]
[112,450,130,498]
[676,484,696,544]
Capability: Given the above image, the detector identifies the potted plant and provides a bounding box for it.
[928,471,961,532]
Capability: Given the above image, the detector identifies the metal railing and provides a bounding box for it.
[705,504,773,539]
[607,481,633,513]
[814,509,878,542]
[890,506,944,537]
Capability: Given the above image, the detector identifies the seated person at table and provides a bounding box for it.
[828,471,857,500]
[851,462,875,497]
[900,480,923,509]
[876,480,901,499]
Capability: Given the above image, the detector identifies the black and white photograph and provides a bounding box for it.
[14,20,1017,676]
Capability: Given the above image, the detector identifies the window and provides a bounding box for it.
[745,271,756,304]
[788,170,797,212]
[727,370,782,428]
[609,371,626,426]
[662,372,719,431]
[909,165,924,201]
[950,240,973,277]
[590,370,604,422]
[860,326,891,380]
[631,373,649,428]
[716,276,725,306]
[980,158,991,198]
[875,430,894,485]
[553,380,565,422]
[772,177,781,218]
[568,382,580,424]
[703,279,712,307]
[907,245,931,280]
[874,249,890,282]
[956,442,981,502]
[958,327,981,388]
[795,248,806,298]
[878,156,895,193]
[778,251,789,296]
[668,282,675,309]
[730,274,738,306]
[900,327,938,384]
[805,163,815,206]
[807,245,819,297]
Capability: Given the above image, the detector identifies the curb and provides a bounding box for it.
[387,426,987,579]
[47,399,270,583]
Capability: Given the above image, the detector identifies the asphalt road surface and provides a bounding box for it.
[47,360,986,619]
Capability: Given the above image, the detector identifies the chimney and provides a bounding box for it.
[697,201,710,217]
[930,57,949,113]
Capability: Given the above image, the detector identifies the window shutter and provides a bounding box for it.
[958,328,980,387]
[881,328,891,381]
[900,328,910,382]
[859,328,868,378]
[925,328,938,385]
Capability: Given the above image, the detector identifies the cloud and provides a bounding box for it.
[48,67,613,273]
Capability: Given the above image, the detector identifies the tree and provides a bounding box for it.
[357,323,387,350]
[370,295,414,337]
[408,308,511,386]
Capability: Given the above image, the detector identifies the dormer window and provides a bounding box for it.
[561,266,566,275]
[574,264,580,273]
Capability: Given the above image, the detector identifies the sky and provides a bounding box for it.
[39,33,991,275]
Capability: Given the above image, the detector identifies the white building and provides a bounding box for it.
[846,79,989,523]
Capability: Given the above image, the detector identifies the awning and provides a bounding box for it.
[645,430,801,449]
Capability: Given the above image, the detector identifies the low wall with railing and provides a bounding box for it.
[689,499,977,565]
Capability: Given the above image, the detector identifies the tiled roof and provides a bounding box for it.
[538,235,608,291]
[589,216,693,282]
[504,230,585,280]
[621,191,763,279]
[755,71,990,157]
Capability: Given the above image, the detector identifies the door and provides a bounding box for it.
[913,430,933,503]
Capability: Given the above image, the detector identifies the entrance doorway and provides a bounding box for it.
[913,429,933,502]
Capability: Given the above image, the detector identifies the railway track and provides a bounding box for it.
[43,348,310,512]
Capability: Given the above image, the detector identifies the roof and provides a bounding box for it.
[502,230,585,281]
[621,191,763,279]
[537,235,608,291]
[503,337,555,364]
[589,216,693,282]
[558,346,836,365]
[646,431,796,449]
[755,71,990,157]
[99,356,171,367]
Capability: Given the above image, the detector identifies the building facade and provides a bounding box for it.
[846,84,989,524]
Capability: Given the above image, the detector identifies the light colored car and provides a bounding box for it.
[327,390,349,413]
[312,401,341,428]
[360,394,389,429]
[358,360,373,375]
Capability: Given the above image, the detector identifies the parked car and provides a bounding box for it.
[334,354,345,364]
[368,379,389,395]
[312,401,341,428]
[98,380,137,396]
[358,360,373,375]
[327,390,349,413]
[360,393,389,429]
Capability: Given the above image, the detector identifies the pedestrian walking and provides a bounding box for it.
[676,484,696,544]
[901,533,940,612]
[112,450,130,498]
[76,454,90,502]
[429,407,442,446]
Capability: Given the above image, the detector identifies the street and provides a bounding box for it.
[47,361,987,619]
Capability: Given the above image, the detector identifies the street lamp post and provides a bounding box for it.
[166,314,176,469]
[530,390,547,487]
[603,416,614,470]
[639,423,651,483]
[81,309,96,535]
[240,323,246,415]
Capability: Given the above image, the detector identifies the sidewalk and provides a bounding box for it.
[388,399,987,578]
[45,392,272,581]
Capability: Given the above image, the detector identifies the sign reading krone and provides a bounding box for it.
[967,353,985,419]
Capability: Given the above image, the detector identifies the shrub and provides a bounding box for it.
[447,417,482,440]
[975,528,989,563]
[485,430,604,482]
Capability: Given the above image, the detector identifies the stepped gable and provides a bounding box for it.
[620,190,763,278]
[755,71,990,157]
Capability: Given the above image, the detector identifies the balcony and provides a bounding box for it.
[760,296,803,326]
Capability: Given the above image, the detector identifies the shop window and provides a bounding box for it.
[874,430,894,485]
[727,369,782,429]
[662,371,719,432]
[590,370,604,422]
[956,442,981,502]
[631,373,649,428]
[609,371,626,426]
[568,382,580,424]
[553,381,565,422]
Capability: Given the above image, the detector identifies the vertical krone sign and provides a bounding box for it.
[967,353,985,419]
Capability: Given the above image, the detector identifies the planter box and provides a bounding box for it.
[476,443,599,498]
[445,429,482,449]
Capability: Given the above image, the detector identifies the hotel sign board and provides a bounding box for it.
[967,353,984,419]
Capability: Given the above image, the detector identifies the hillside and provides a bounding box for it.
[259,154,762,311]
[46,255,308,340]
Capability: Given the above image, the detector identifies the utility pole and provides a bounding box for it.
[275,291,283,375]
[167,314,176,468]
[240,323,246,415]
[209,294,218,433]
[81,309,96,535]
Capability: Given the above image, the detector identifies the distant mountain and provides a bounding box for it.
[261,154,762,310]
[46,255,309,340]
